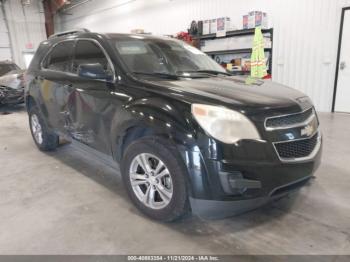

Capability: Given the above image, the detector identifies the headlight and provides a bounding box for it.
[191,104,261,144]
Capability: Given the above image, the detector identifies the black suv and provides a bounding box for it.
[25,29,322,221]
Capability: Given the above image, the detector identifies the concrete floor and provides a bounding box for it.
[0,104,349,255]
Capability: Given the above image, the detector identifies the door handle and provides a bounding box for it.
[63,83,73,90]
[340,61,346,70]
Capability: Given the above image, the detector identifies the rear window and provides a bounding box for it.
[43,41,75,72]
[0,63,19,76]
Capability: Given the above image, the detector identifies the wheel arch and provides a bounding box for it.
[25,95,37,111]
[110,96,196,162]
[114,121,194,163]
[109,98,211,200]
[113,119,210,201]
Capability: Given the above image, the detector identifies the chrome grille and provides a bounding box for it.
[265,108,314,130]
[274,132,319,160]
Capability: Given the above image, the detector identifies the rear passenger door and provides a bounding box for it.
[63,39,116,154]
[39,40,75,130]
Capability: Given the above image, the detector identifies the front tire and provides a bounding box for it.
[28,106,59,151]
[121,137,190,222]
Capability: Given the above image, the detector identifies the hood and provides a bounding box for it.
[0,70,25,90]
[143,75,309,115]
[2,69,24,75]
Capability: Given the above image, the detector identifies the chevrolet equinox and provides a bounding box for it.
[25,29,322,221]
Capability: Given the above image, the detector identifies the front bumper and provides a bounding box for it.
[0,86,25,105]
[190,175,312,219]
[181,131,322,219]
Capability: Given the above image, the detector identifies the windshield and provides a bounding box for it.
[112,36,227,78]
[0,63,20,76]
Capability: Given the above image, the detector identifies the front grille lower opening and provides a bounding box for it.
[275,132,318,159]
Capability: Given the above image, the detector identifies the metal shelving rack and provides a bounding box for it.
[194,28,274,75]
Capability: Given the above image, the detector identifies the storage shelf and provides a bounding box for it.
[193,28,273,40]
[195,28,274,76]
[205,48,272,56]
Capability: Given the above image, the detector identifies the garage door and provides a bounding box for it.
[334,8,350,113]
[0,4,12,61]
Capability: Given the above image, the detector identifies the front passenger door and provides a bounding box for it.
[63,39,116,155]
[39,40,75,131]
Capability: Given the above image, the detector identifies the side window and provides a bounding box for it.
[73,40,113,78]
[43,41,74,72]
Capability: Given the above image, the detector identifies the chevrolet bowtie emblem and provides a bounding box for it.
[301,125,314,137]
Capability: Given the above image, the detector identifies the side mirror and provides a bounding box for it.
[77,63,111,81]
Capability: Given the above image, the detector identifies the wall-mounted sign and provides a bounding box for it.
[25,42,34,49]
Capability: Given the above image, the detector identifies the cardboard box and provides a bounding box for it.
[197,21,203,35]
[232,58,242,66]
[255,11,268,28]
[203,20,210,35]
[216,17,231,37]
[262,12,268,28]
[217,17,226,32]
[210,19,217,34]
[248,11,256,28]
[247,11,268,29]
[241,58,251,71]
[243,15,249,29]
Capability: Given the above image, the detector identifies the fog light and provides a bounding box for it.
[219,171,261,195]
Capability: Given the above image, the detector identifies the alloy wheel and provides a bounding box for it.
[31,114,43,144]
[129,153,173,209]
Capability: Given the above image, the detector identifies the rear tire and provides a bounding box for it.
[121,137,190,222]
[28,106,59,151]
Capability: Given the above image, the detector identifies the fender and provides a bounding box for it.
[110,96,196,160]
[109,96,213,199]
[26,78,50,122]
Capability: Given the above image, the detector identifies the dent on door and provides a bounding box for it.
[39,77,66,129]
[62,80,119,154]
[63,86,95,144]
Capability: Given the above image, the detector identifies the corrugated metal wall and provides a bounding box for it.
[58,0,350,111]
[4,0,46,68]
[0,2,11,60]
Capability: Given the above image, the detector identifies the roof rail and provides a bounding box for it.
[49,28,90,39]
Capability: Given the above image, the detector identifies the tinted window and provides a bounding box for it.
[73,40,113,77]
[113,37,226,76]
[44,41,74,72]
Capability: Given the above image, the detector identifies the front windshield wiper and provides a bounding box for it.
[177,70,231,76]
[132,72,179,80]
